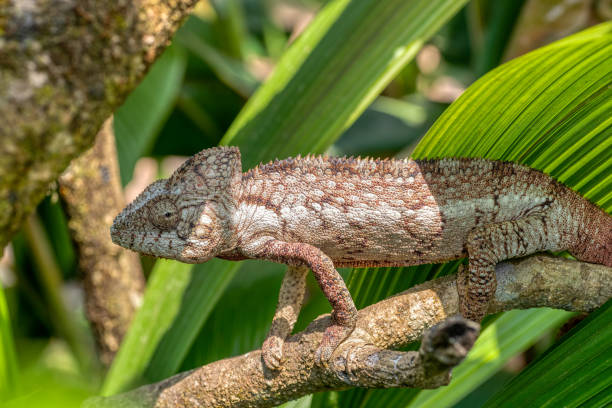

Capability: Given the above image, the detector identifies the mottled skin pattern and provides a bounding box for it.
[111,147,612,369]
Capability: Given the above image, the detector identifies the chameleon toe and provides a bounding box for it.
[315,324,355,366]
[262,336,284,370]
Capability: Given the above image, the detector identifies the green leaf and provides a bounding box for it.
[0,283,18,400]
[179,261,284,368]
[175,28,258,98]
[347,262,460,310]
[114,45,187,185]
[179,261,332,371]
[279,395,314,408]
[154,80,244,154]
[333,22,612,406]
[101,259,238,394]
[221,0,470,168]
[483,300,612,408]
[472,0,526,75]
[414,23,612,210]
[333,96,445,157]
[210,0,248,60]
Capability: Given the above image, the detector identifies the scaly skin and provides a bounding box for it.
[111,146,612,369]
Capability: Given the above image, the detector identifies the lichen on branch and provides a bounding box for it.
[0,0,199,249]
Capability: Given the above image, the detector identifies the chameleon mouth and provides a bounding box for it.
[110,230,136,251]
[110,213,132,245]
[111,231,157,258]
[109,225,145,251]
[110,223,121,245]
[110,226,190,262]
[109,222,138,250]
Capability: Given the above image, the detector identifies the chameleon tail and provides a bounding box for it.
[570,200,612,267]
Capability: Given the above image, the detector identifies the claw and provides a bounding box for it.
[315,324,354,366]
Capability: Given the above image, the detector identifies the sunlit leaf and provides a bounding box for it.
[483,300,612,408]
[0,283,18,400]
[279,395,314,408]
[114,45,187,185]
[102,259,238,394]
[221,0,470,168]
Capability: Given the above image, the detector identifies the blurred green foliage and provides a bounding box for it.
[2,1,610,407]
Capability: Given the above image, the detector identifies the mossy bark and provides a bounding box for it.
[0,0,199,249]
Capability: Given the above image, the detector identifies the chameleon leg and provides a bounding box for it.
[259,240,358,365]
[262,265,309,370]
[460,213,564,321]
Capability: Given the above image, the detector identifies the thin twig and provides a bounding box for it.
[59,118,145,365]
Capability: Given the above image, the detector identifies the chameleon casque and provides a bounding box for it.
[111,146,612,369]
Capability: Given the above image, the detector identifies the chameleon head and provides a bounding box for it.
[111,146,242,263]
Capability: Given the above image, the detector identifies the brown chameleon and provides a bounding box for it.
[111,146,612,369]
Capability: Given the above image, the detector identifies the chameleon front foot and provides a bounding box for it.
[315,323,355,365]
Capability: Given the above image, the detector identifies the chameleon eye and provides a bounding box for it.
[149,198,179,230]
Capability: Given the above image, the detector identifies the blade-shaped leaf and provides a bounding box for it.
[175,28,258,98]
[347,262,461,310]
[414,23,612,207]
[279,395,314,408]
[114,45,187,185]
[483,299,612,408]
[101,259,238,394]
[179,261,285,368]
[221,0,470,168]
[179,261,331,371]
[0,283,18,400]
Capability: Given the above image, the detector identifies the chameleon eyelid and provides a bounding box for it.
[149,198,179,230]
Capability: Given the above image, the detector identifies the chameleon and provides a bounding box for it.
[110,146,612,369]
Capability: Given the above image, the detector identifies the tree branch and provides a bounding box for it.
[59,117,145,365]
[84,255,611,408]
[0,0,199,250]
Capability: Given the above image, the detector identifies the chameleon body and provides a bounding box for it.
[111,147,612,369]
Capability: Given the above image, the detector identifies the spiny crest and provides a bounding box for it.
[246,154,420,179]
[416,157,528,177]
[243,153,558,186]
